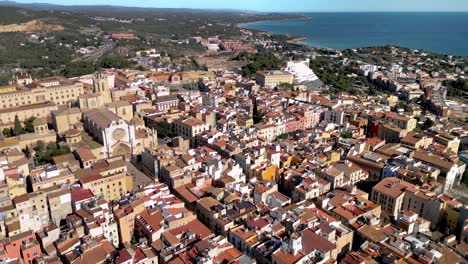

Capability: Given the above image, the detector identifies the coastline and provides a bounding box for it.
[286,36,307,44]
[240,13,468,57]
[236,14,310,29]
[240,16,327,51]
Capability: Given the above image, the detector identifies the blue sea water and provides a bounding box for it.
[244,12,468,56]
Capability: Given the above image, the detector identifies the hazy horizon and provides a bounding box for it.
[9,0,468,12]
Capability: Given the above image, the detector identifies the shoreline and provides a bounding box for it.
[240,16,332,51]
[240,18,467,57]
[237,14,310,29]
[286,36,307,44]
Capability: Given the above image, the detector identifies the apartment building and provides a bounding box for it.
[79,171,132,202]
[371,177,415,218]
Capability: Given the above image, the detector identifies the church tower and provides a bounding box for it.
[93,73,112,104]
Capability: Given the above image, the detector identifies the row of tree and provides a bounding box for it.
[33,141,71,165]
[61,55,131,78]
[3,116,36,137]
[444,79,468,97]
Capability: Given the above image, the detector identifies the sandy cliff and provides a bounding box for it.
[0,19,64,33]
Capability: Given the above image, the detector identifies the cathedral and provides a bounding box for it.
[79,73,112,109]
[80,73,158,160]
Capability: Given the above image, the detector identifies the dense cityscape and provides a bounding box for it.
[0,1,466,264]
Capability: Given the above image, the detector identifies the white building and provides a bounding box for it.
[284,59,319,83]
[82,200,120,248]
[359,65,379,76]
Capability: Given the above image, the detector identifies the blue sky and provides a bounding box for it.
[14,0,468,12]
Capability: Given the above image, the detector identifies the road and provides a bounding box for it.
[126,162,156,191]
[73,39,114,62]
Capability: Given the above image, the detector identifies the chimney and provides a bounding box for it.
[345,160,352,167]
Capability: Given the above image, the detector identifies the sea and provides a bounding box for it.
[243,12,468,56]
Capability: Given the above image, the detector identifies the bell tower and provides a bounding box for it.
[93,73,112,104]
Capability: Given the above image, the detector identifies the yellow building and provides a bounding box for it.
[80,171,132,202]
[0,137,20,152]
[52,107,82,134]
[439,195,464,232]
[6,174,27,198]
[281,156,301,168]
[0,76,83,110]
[435,133,460,154]
[0,85,17,94]
[256,70,294,88]
[236,115,254,128]
[328,151,341,164]
[261,165,277,182]
[106,101,134,122]
[319,131,331,139]
[382,112,417,132]
[385,95,398,107]
[174,117,210,141]
[181,71,215,81]
[377,123,408,143]
[444,207,460,231]
[115,198,145,245]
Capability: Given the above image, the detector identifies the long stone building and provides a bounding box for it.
[0,76,84,110]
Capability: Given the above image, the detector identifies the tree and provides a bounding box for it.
[61,61,97,78]
[154,121,176,138]
[423,118,434,130]
[99,56,130,69]
[13,115,25,136]
[278,83,294,91]
[252,98,264,124]
[2,128,12,137]
[242,52,282,77]
[34,142,71,165]
[341,131,353,139]
[253,107,264,124]
[36,140,45,151]
[24,117,36,133]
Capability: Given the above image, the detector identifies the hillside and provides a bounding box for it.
[0,19,64,32]
[0,2,303,84]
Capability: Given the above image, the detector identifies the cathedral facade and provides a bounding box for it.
[83,108,157,160]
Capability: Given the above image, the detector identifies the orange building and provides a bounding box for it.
[0,231,42,264]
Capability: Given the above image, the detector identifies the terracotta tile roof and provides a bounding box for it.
[71,188,94,203]
[272,249,304,264]
[168,219,212,240]
[75,147,96,161]
[174,184,199,203]
[413,150,454,170]
[301,228,336,254]
[213,247,242,263]
[115,248,132,264]
[357,225,387,243]
[372,177,415,199]
[79,173,102,184]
